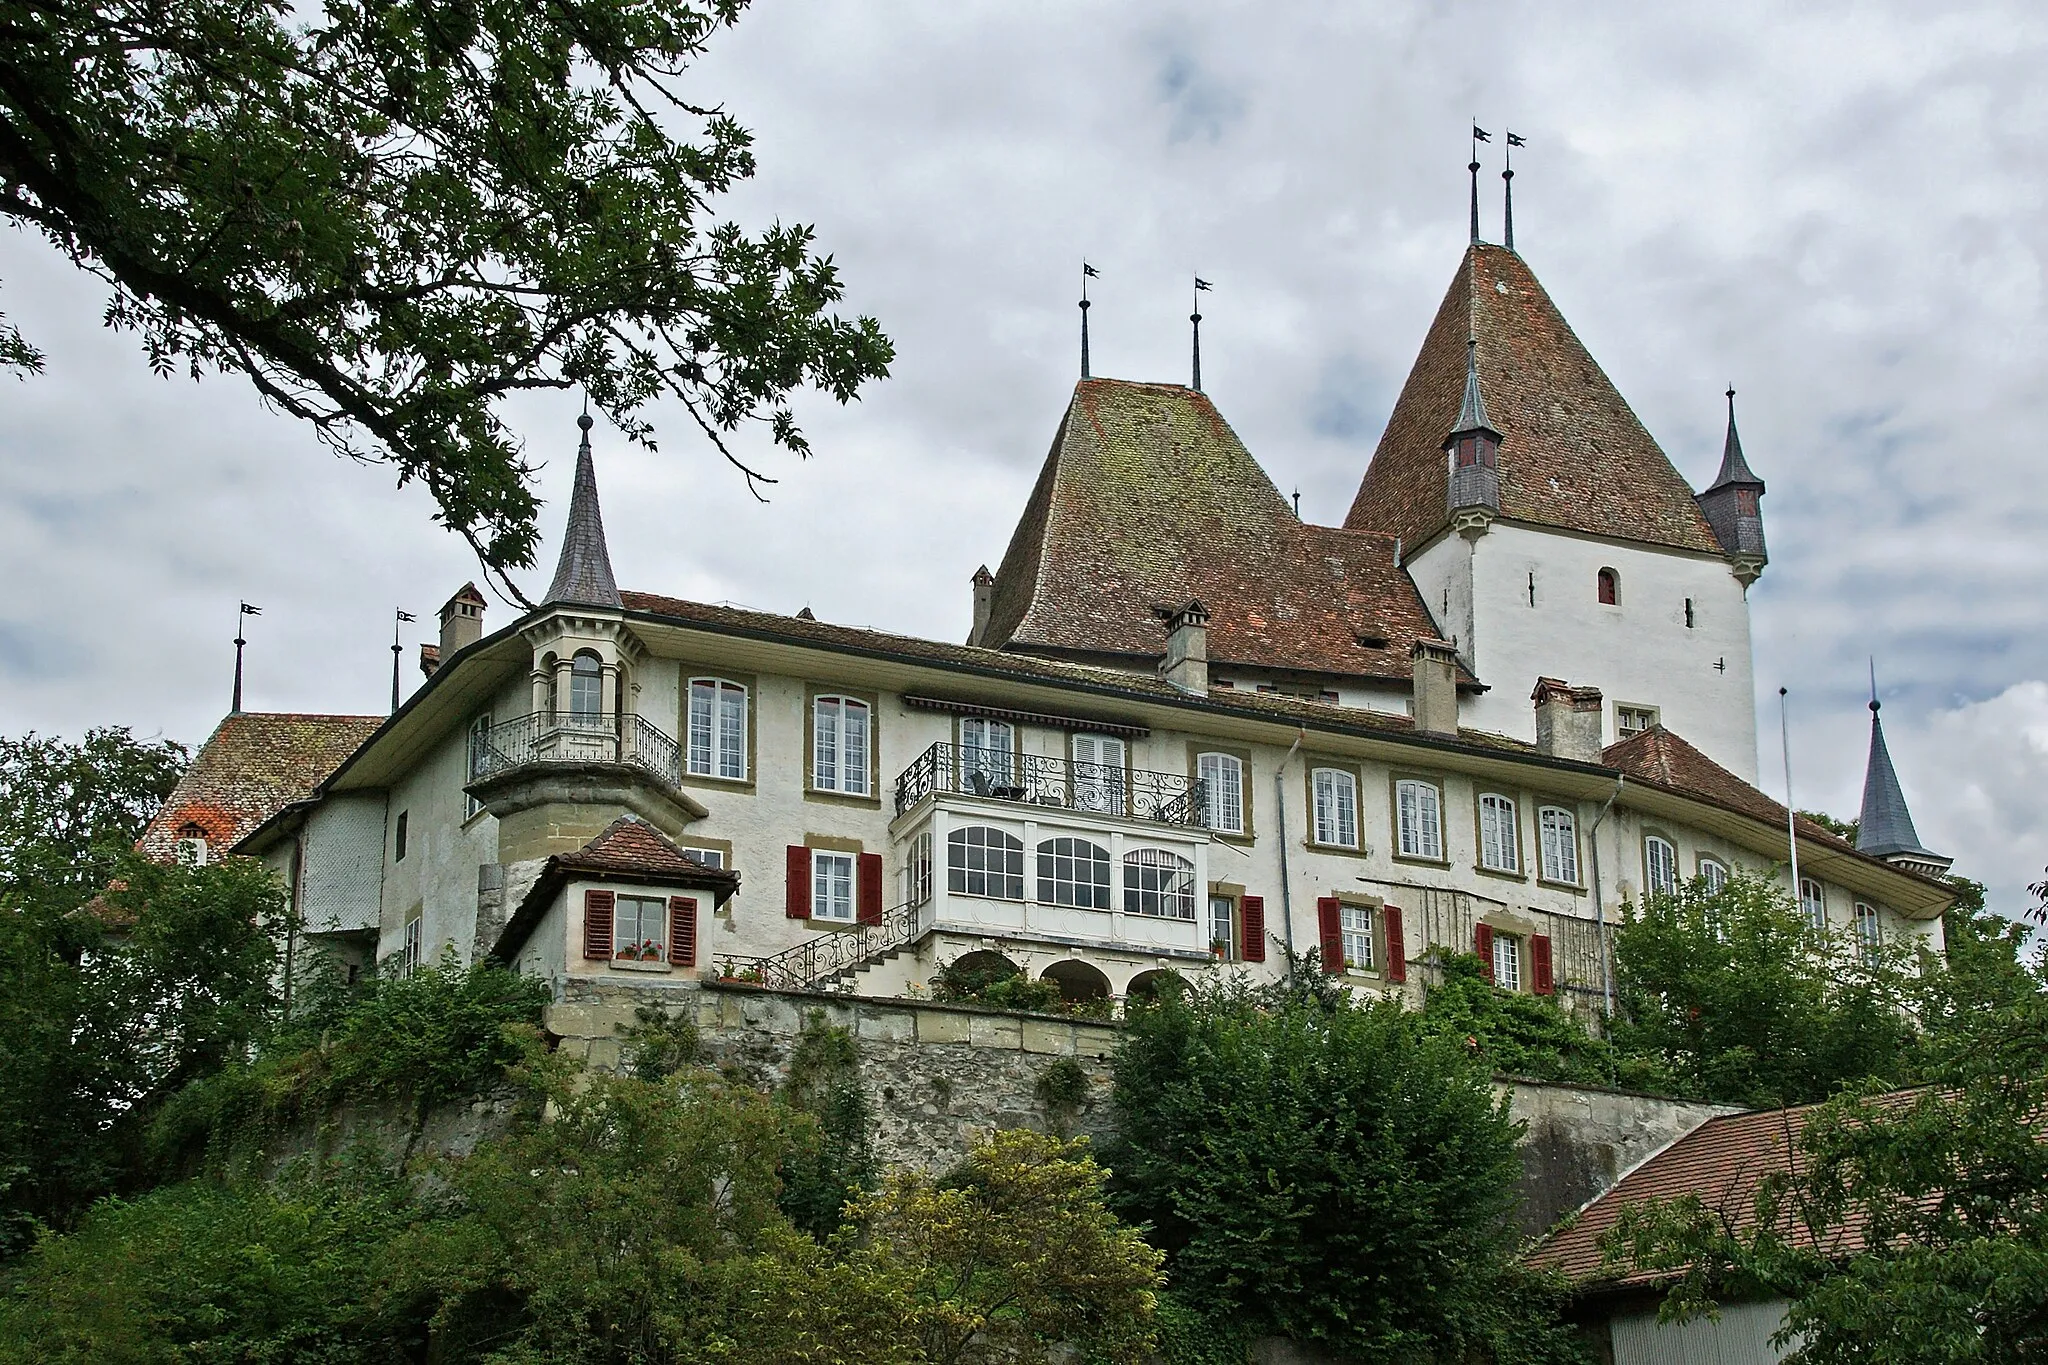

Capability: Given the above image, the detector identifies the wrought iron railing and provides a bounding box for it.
[893,741,1208,828]
[715,899,926,993]
[469,711,683,790]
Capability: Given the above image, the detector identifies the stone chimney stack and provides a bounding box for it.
[1161,599,1210,694]
[969,565,995,646]
[439,582,487,663]
[1411,639,1461,735]
[1531,677,1605,762]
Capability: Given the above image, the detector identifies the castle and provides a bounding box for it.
[137,226,1957,1013]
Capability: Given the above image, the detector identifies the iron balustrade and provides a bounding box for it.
[717,899,925,993]
[893,741,1208,828]
[469,711,683,790]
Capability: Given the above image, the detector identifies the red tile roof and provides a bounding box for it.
[136,712,383,862]
[1346,245,1722,555]
[552,815,739,887]
[978,379,1456,683]
[1603,727,1858,855]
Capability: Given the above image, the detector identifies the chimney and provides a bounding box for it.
[439,582,487,662]
[1532,677,1605,762]
[418,642,442,678]
[1410,639,1461,736]
[969,565,995,646]
[1161,599,1210,694]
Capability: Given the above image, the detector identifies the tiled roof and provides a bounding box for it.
[554,815,740,887]
[1602,726,1858,855]
[1531,1093,1918,1287]
[978,379,1455,683]
[137,712,383,862]
[1345,246,1723,555]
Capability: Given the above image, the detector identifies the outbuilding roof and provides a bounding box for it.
[135,712,383,862]
[489,816,739,963]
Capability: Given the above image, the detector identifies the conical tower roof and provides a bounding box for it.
[1346,245,1721,553]
[1855,701,1938,861]
[544,413,622,609]
[1452,338,1497,435]
[1704,388,1763,492]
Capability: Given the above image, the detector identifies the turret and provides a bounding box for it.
[544,411,623,610]
[1695,388,1768,585]
[1445,337,1501,535]
[1855,695,1951,878]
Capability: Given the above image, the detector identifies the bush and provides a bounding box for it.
[1417,951,1667,1090]
[931,955,1064,1013]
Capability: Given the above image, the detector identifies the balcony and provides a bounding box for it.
[466,712,704,852]
[471,711,683,789]
[893,742,1207,827]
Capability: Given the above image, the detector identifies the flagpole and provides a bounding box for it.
[391,609,417,713]
[1780,686,1800,911]
[233,603,246,714]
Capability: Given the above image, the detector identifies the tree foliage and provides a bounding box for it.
[1,0,892,581]
[1106,974,1584,1363]
[0,727,185,909]
[1415,950,1659,1090]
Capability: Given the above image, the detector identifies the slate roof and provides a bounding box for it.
[1705,390,1764,492]
[545,414,622,609]
[1345,245,1723,554]
[1856,705,1938,860]
[1602,726,1859,856]
[136,712,383,862]
[978,378,1456,683]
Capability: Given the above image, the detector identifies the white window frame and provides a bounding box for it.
[1312,768,1359,848]
[465,713,492,819]
[1699,858,1729,894]
[1071,733,1127,816]
[401,915,423,977]
[678,845,725,870]
[1395,779,1443,861]
[1198,752,1245,835]
[1478,793,1519,873]
[687,678,749,781]
[1209,894,1236,960]
[1037,837,1111,910]
[1123,848,1196,920]
[175,835,208,867]
[813,696,872,796]
[1616,703,1659,742]
[1855,902,1882,960]
[947,826,1025,901]
[612,894,668,961]
[1340,903,1375,971]
[811,850,856,921]
[1492,931,1522,991]
[1799,877,1827,931]
[1644,835,1679,898]
[1538,806,1578,885]
[959,716,1016,791]
[906,831,933,908]
[568,651,604,724]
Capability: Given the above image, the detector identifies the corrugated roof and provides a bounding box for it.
[979,378,1452,682]
[136,712,383,862]
[1345,245,1722,554]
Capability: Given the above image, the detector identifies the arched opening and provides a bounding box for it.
[942,949,1022,993]
[569,651,603,724]
[1596,568,1619,606]
[1123,968,1186,1005]
[1041,958,1111,1005]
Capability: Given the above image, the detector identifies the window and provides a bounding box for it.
[1616,704,1658,741]
[687,679,748,780]
[679,846,725,870]
[1699,858,1729,894]
[813,696,872,795]
[1855,902,1881,961]
[568,651,603,723]
[811,850,856,921]
[1123,849,1196,919]
[907,831,932,907]
[1492,931,1522,990]
[1539,807,1578,884]
[1209,894,1236,959]
[1799,877,1826,931]
[1684,598,1696,629]
[175,822,209,867]
[1395,779,1443,860]
[1341,903,1375,971]
[1478,793,1519,873]
[1312,768,1359,848]
[401,912,422,977]
[394,811,409,862]
[1644,835,1678,898]
[465,713,491,818]
[1597,568,1619,605]
[612,894,667,960]
[959,717,1015,791]
[1037,837,1111,909]
[1071,733,1126,815]
[1197,752,1245,834]
[1736,488,1759,516]
[948,826,1025,901]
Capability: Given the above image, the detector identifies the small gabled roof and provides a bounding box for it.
[136,712,383,862]
[1346,245,1722,555]
[544,414,622,609]
[1856,704,1938,861]
[979,378,1457,683]
[490,816,740,964]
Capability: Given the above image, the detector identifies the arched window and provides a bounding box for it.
[1643,834,1678,898]
[813,695,872,795]
[1799,877,1826,931]
[1198,752,1245,834]
[1312,768,1358,848]
[1036,837,1110,909]
[1123,849,1196,919]
[1699,858,1729,894]
[1539,807,1578,884]
[1597,568,1619,606]
[1854,902,1882,962]
[687,678,749,780]
[568,651,603,723]
[1478,793,1519,873]
[947,826,1024,901]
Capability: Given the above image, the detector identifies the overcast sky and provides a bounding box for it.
[5,1,2047,917]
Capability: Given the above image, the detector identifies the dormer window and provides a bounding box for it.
[175,822,208,866]
[1735,488,1759,516]
[1597,568,1619,605]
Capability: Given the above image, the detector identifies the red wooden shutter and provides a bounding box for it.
[1317,896,1344,973]
[669,897,698,968]
[1239,895,1266,962]
[1531,934,1554,995]
[786,845,811,919]
[857,852,884,925]
[1474,923,1494,981]
[582,888,615,960]
[1382,905,1407,983]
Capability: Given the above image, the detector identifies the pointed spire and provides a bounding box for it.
[1707,386,1762,489]
[1456,336,1495,433]
[544,408,622,609]
[1856,686,1940,864]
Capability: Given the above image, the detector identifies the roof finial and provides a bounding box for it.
[1502,130,1524,251]
[1080,261,1098,379]
[545,406,622,609]
[1191,274,1212,391]
[1869,656,1879,714]
[1469,123,1492,245]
